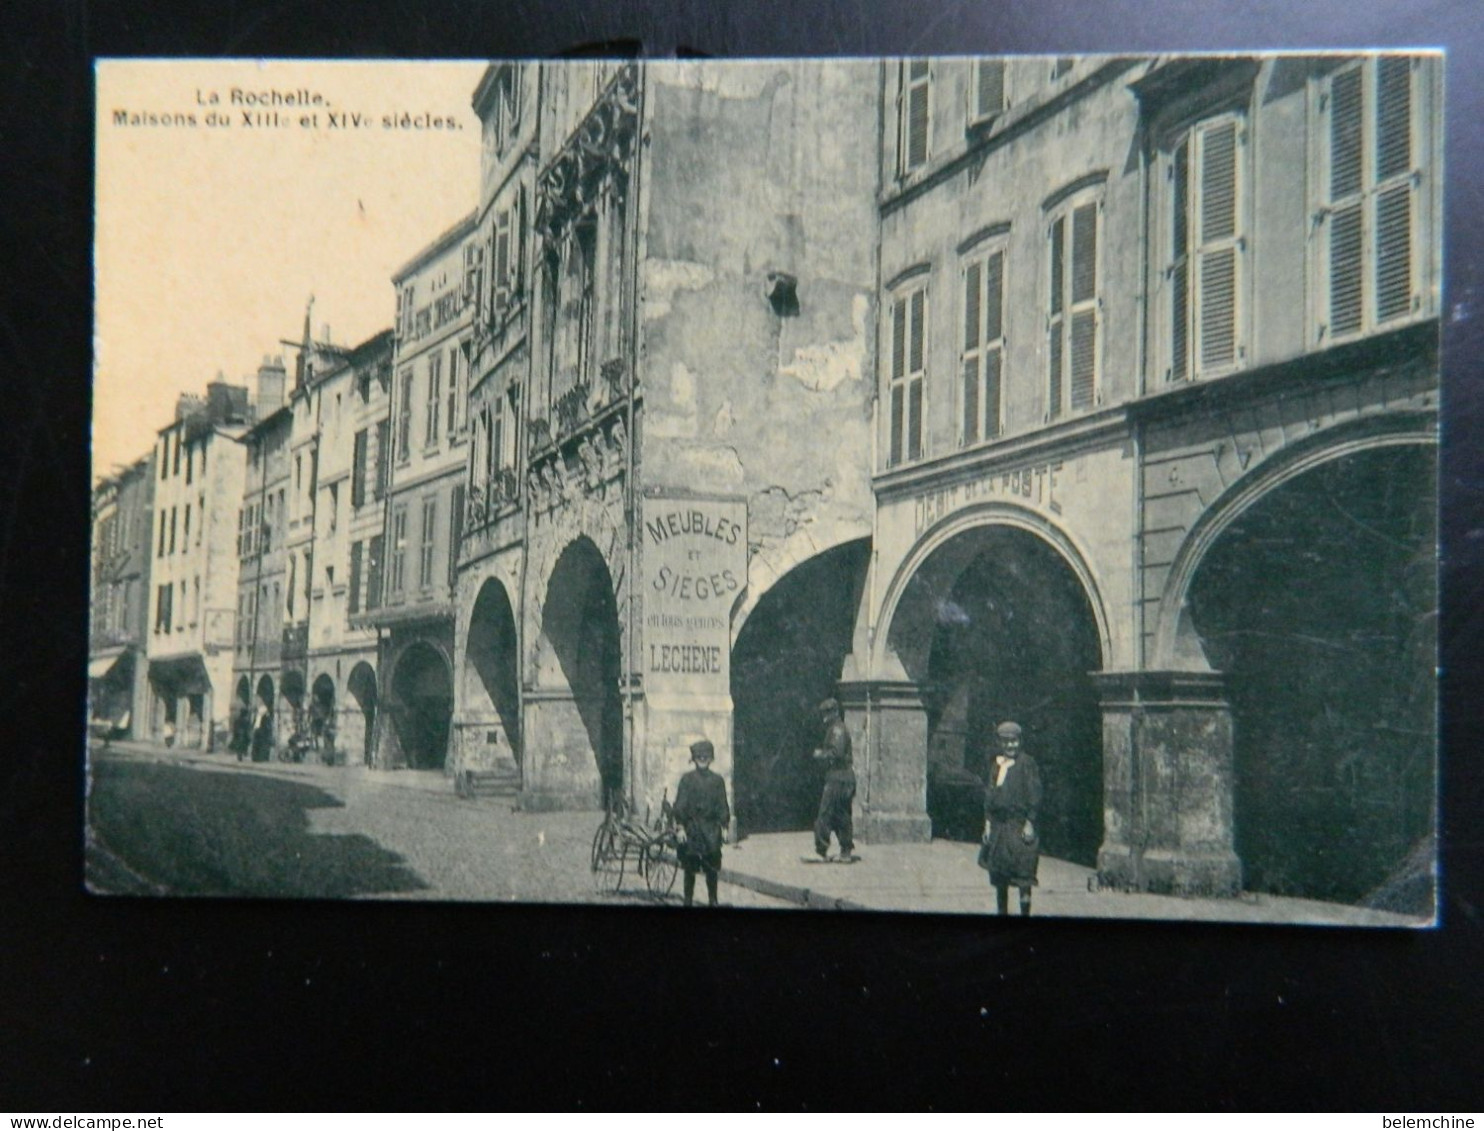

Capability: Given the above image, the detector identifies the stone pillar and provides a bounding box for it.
[1094,671,1242,896]
[637,691,734,833]
[518,686,605,810]
[841,680,932,844]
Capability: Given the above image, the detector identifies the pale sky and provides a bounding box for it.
[94,59,488,479]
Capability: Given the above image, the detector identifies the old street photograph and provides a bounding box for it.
[89,56,1440,923]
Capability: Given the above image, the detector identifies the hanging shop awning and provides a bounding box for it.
[147,654,212,695]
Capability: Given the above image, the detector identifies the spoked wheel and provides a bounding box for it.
[595,836,628,895]
[591,821,615,873]
[644,838,680,898]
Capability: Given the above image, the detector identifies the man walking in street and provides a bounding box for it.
[812,698,857,863]
[674,738,731,907]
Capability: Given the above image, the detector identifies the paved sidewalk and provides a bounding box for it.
[719,831,1429,926]
[92,741,1428,924]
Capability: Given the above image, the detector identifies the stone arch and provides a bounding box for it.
[536,534,625,805]
[346,661,378,767]
[1151,412,1438,672]
[731,538,871,834]
[1172,427,1437,904]
[463,576,522,765]
[875,506,1108,863]
[874,502,1113,677]
[389,640,454,771]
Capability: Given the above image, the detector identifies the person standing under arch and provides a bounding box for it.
[812,698,857,863]
[982,721,1042,916]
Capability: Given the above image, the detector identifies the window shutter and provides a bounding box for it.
[449,484,465,587]
[1171,139,1190,382]
[962,354,980,445]
[1375,57,1416,323]
[1330,67,1364,200]
[975,61,1006,121]
[349,541,363,614]
[374,419,390,499]
[1069,203,1097,409]
[1071,202,1097,304]
[1328,67,1365,338]
[352,430,367,509]
[906,62,930,171]
[495,210,511,291]
[889,296,906,465]
[983,250,1004,438]
[962,261,982,444]
[907,380,924,461]
[1070,311,1096,410]
[1198,120,1239,370]
[1048,327,1063,419]
[963,261,982,351]
[366,534,384,611]
[890,385,905,466]
[983,348,1002,440]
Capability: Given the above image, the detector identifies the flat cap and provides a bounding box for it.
[996,721,1023,739]
[818,698,841,715]
[689,738,715,761]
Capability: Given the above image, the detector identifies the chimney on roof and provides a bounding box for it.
[256,355,287,416]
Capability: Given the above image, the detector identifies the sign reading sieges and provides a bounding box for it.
[643,495,747,695]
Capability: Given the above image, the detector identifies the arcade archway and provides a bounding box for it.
[390,642,453,770]
[732,539,870,834]
[347,662,378,766]
[1186,444,1436,905]
[311,673,335,751]
[464,578,522,762]
[885,523,1104,863]
[543,537,623,804]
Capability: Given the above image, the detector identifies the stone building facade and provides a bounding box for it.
[453,61,882,826]
[89,452,155,738]
[146,380,252,748]
[858,55,1441,900]
[369,213,476,770]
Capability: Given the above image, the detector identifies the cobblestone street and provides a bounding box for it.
[87,743,794,910]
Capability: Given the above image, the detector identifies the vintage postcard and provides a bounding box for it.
[89,56,1441,924]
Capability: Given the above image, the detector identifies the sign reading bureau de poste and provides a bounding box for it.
[641,494,747,698]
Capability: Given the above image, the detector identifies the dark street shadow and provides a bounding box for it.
[86,759,428,899]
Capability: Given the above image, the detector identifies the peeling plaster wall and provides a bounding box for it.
[639,62,880,601]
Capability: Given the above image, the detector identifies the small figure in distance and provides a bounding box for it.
[674,738,731,908]
[982,721,1042,916]
[811,698,857,863]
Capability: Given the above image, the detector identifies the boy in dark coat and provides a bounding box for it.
[811,698,858,862]
[982,720,1043,916]
[674,739,731,907]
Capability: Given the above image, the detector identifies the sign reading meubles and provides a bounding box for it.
[642,496,747,696]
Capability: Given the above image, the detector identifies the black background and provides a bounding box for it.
[3,0,1482,1111]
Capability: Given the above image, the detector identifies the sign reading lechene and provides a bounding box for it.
[642,496,747,697]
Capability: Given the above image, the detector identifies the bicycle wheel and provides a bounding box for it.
[591,820,614,873]
[644,838,679,898]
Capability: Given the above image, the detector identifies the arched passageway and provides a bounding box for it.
[347,662,378,766]
[311,673,335,752]
[1187,444,1436,905]
[464,579,522,762]
[281,669,306,739]
[731,540,871,835]
[887,524,1104,863]
[543,538,623,805]
[390,643,453,770]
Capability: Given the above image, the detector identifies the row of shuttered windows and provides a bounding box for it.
[886,56,1423,468]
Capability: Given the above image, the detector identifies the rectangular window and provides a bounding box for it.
[888,284,928,466]
[961,246,1006,444]
[352,429,368,509]
[349,540,363,614]
[197,494,204,546]
[419,495,437,588]
[389,506,407,595]
[449,484,465,587]
[236,509,244,558]
[1318,57,1422,341]
[374,419,391,499]
[184,444,193,485]
[177,581,186,631]
[495,209,512,299]
[183,503,191,545]
[169,506,177,554]
[447,346,461,436]
[172,434,181,477]
[1168,114,1245,382]
[366,534,384,611]
[1047,196,1100,417]
[157,510,166,558]
[426,355,442,446]
[898,60,931,175]
[970,60,1008,126]
[397,368,413,460]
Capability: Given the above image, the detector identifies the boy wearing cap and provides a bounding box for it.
[811,698,857,863]
[982,721,1042,915]
[674,739,731,907]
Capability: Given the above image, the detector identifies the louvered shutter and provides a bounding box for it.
[1374,56,1415,323]
[903,61,930,172]
[1069,202,1098,409]
[366,534,384,611]
[1197,119,1239,370]
[1328,66,1365,337]
[1048,216,1065,418]
[1171,139,1190,382]
[962,261,982,444]
[351,429,367,509]
[449,484,465,587]
[975,61,1006,121]
[349,541,362,614]
[890,296,906,465]
[907,289,925,460]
